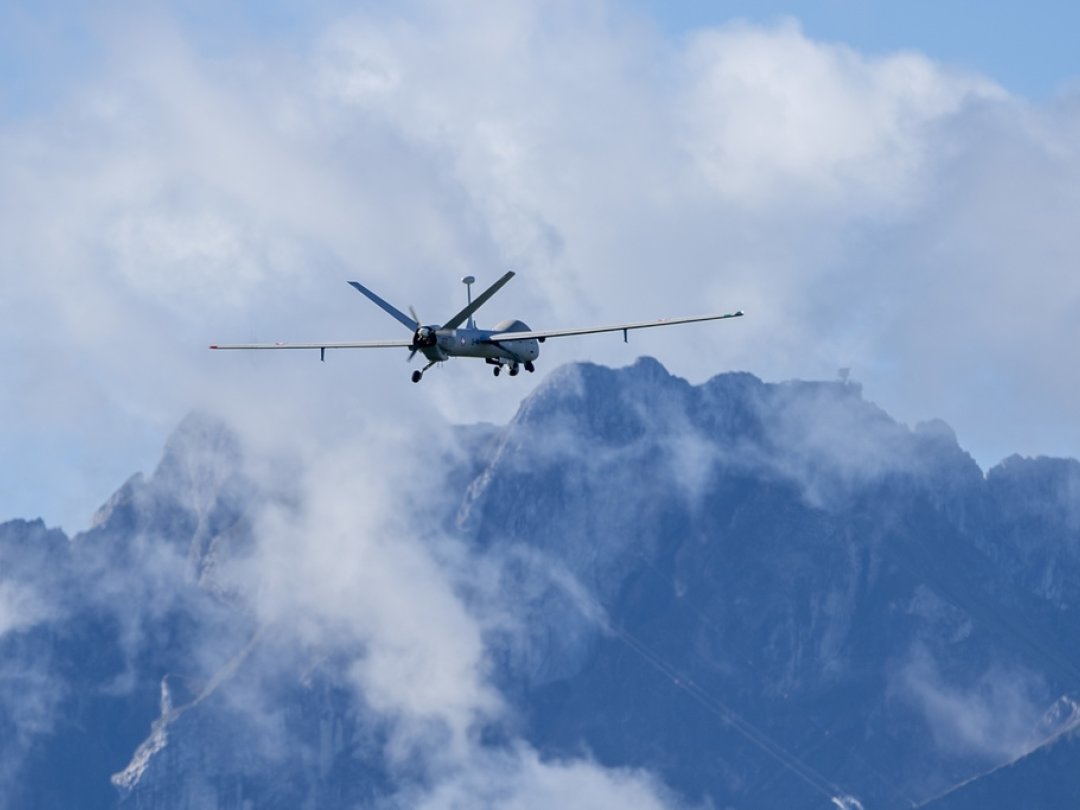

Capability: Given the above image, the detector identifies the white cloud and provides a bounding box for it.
[3,0,1080,536]
[895,644,1048,762]
[6,7,1078,794]
[0,581,51,639]
[396,744,682,810]
[4,11,1079,805]
[141,404,684,804]
[0,654,67,809]
[677,18,1002,211]
[0,565,68,807]
[214,419,496,764]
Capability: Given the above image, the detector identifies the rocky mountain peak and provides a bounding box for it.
[5,361,1080,809]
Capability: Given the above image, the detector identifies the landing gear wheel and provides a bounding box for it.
[509,364,519,377]
[493,366,501,377]
[411,370,422,383]
[524,361,535,373]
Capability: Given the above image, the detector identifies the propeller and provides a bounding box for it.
[408,306,420,361]
[407,306,438,362]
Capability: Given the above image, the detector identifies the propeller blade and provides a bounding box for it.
[408,306,421,361]
[347,281,417,330]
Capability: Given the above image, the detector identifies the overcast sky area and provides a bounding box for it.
[2,0,1080,532]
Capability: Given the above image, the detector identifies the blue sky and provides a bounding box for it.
[2,0,1080,532]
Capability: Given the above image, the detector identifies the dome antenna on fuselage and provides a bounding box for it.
[462,275,477,329]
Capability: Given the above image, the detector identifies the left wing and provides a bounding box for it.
[484,310,744,343]
[210,340,411,350]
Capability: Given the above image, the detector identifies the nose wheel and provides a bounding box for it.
[412,360,439,383]
[525,361,535,373]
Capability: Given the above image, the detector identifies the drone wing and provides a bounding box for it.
[442,270,516,330]
[485,310,744,342]
[210,340,411,350]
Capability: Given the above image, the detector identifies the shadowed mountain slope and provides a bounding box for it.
[3,361,1080,808]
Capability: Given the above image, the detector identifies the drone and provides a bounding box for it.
[210,272,744,383]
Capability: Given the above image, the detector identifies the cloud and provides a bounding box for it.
[394,743,683,810]
[6,10,1080,799]
[3,0,1080,553]
[90,403,682,804]
[0,557,66,807]
[0,653,67,808]
[236,434,502,759]
[300,4,1080,473]
[895,644,1048,763]
[0,581,52,639]
[677,18,1002,211]
[11,372,681,807]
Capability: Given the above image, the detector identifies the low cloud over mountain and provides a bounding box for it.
[3,360,1080,808]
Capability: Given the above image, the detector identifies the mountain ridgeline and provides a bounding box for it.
[2,358,1079,808]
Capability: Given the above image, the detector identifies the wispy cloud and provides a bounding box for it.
[176,408,684,804]
[895,643,1049,763]
[5,6,1080,804]
[6,1,1080,533]
[0,580,52,639]
[0,524,72,807]
[392,743,682,810]
[7,2,1080,532]
[677,17,1002,211]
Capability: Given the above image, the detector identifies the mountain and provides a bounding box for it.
[2,358,1079,808]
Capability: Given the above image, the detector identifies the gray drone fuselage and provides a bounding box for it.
[420,320,539,365]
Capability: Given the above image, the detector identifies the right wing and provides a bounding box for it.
[484,311,744,343]
[210,340,411,350]
[213,280,418,351]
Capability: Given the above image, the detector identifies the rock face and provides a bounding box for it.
[0,413,257,810]
[459,360,1080,807]
[2,361,1080,809]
